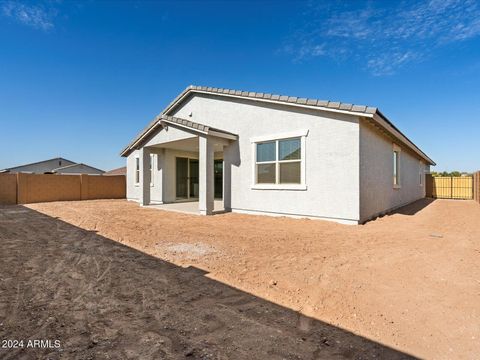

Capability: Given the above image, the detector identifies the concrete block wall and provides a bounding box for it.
[17,173,81,204]
[0,174,18,204]
[0,173,126,205]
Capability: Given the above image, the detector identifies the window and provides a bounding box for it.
[150,154,155,186]
[256,141,276,184]
[256,137,302,185]
[135,156,140,184]
[393,145,401,187]
[419,161,423,186]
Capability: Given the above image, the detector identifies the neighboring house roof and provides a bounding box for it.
[105,166,127,176]
[2,157,105,174]
[2,157,76,173]
[52,163,105,174]
[121,85,435,165]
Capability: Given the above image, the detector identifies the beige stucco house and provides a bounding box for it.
[121,86,435,224]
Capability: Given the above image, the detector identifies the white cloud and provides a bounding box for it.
[283,0,480,75]
[1,1,57,30]
[367,51,419,76]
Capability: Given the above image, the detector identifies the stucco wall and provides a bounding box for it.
[126,151,140,201]
[359,121,426,222]
[168,93,361,223]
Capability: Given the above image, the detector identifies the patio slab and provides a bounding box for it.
[147,200,225,214]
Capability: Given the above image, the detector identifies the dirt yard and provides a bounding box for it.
[1,199,479,359]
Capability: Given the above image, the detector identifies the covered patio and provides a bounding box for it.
[136,115,238,215]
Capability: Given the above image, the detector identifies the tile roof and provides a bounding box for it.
[160,115,238,138]
[121,85,435,165]
[105,166,126,176]
[180,85,378,115]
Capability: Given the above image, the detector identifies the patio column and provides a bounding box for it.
[223,143,232,212]
[199,135,214,215]
[139,147,151,206]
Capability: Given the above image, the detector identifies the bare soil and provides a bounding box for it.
[1,199,479,359]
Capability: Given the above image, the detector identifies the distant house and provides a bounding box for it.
[121,85,435,224]
[1,157,104,175]
[50,163,105,175]
[104,166,127,176]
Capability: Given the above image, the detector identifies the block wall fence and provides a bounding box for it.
[0,173,125,205]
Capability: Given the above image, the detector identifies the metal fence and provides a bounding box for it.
[426,175,473,200]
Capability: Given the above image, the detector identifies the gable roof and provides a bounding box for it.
[121,85,435,165]
[52,163,105,174]
[2,157,76,172]
[105,166,127,176]
[160,115,238,140]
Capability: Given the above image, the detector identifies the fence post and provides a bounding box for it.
[475,172,477,202]
[474,172,477,203]
[473,173,476,202]
[474,172,477,202]
[475,171,480,203]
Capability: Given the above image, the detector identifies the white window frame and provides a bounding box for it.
[251,129,308,190]
[134,155,140,186]
[393,143,401,189]
[150,153,155,187]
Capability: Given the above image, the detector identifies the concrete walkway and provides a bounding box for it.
[148,200,225,215]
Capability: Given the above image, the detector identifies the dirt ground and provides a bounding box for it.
[1,199,479,359]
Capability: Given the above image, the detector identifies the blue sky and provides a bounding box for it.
[0,0,479,172]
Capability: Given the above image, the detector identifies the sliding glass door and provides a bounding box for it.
[176,157,221,200]
[189,159,199,198]
[176,157,189,199]
[214,159,223,199]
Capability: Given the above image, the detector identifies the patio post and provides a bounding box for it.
[139,147,151,206]
[199,135,214,215]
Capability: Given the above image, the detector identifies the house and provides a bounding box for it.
[50,163,105,175]
[104,166,127,176]
[2,157,105,175]
[121,86,435,224]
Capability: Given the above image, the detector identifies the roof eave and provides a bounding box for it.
[371,112,436,166]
